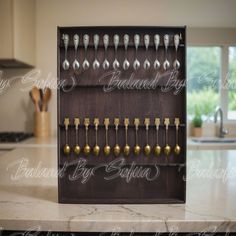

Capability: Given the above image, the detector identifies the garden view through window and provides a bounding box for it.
[228,47,236,120]
[187,47,221,120]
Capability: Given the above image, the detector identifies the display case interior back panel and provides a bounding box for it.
[58,26,186,204]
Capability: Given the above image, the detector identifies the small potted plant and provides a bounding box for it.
[192,109,203,137]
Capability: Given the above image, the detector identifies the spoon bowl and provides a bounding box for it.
[83,60,90,70]
[123,59,130,70]
[103,59,109,70]
[62,59,70,70]
[104,145,111,156]
[144,144,151,156]
[174,144,181,155]
[163,60,170,70]
[83,144,91,156]
[113,59,120,70]
[73,59,80,70]
[93,145,100,156]
[124,144,130,156]
[93,59,100,70]
[173,59,180,70]
[114,144,121,156]
[154,145,161,156]
[133,59,140,70]
[164,144,171,156]
[154,59,161,70]
[143,59,150,70]
[74,144,81,155]
[134,144,141,155]
[63,144,71,155]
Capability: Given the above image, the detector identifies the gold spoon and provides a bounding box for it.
[123,118,130,156]
[144,118,151,156]
[174,118,181,155]
[93,118,100,156]
[104,118,111,156]
[154,118,161,156]
[114,118,121,156]
[134,118,141,156]
[63,118,70,155]
[83,118,90,156]
[164,118,171,156]
[74,118,81,155]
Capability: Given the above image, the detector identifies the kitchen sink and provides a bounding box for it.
[192,137,236,143]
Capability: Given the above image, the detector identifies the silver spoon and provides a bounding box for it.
[103,34,109,70]
[163,34,170,70]
[93,34,100,70]
[133,34,140,70]
[143,34,150,70]
[82,34,90,70]
[153,34,161,70]
[173,34,180,69]
[123,34,130,70]
[62,34,69,70]
[113,34,119,70]
[72,34,80,70]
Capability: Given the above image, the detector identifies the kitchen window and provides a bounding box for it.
[187,47,221,120]
[187,46,236,121]
[228,46,236,120]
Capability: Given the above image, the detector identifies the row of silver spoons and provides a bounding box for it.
[61,34,181,71]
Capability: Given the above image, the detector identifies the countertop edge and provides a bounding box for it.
[1,219,236,233]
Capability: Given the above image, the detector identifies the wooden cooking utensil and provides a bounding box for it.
[42,88,52,112]
[30,87,41,112]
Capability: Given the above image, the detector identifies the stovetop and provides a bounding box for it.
[0,132,33,143]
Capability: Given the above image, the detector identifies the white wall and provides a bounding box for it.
[0,69,34,132]
[35,0,236,135]
[1,0,236,134]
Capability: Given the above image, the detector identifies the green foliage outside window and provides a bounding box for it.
[187,47,220,119]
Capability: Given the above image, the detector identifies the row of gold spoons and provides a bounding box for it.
[62,117,182,156]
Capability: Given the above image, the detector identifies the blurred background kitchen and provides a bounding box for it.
[0,0,236,150]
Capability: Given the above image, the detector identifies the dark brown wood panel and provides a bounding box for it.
[58,26,186,204]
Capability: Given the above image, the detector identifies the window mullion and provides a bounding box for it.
[220,45,228,122]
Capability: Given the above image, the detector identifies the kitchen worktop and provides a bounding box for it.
[0,137,57,149]
[0,147,236,233]
[1,136,234,150]
[187,138,236,150]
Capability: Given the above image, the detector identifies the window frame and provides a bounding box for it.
[226,45,236,122]
[187,44,236,123]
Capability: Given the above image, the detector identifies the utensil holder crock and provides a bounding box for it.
[34,112,51,137]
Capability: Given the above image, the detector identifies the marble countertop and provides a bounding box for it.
[187,138,236,150]
[0,147,236,233]
[1,136,235,151]
[0,137,57,149]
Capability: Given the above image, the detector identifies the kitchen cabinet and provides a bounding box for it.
[0,0,35,68]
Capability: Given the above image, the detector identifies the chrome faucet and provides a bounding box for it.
[214,107,228,138]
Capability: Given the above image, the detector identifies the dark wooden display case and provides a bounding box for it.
[58,26,186,204]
